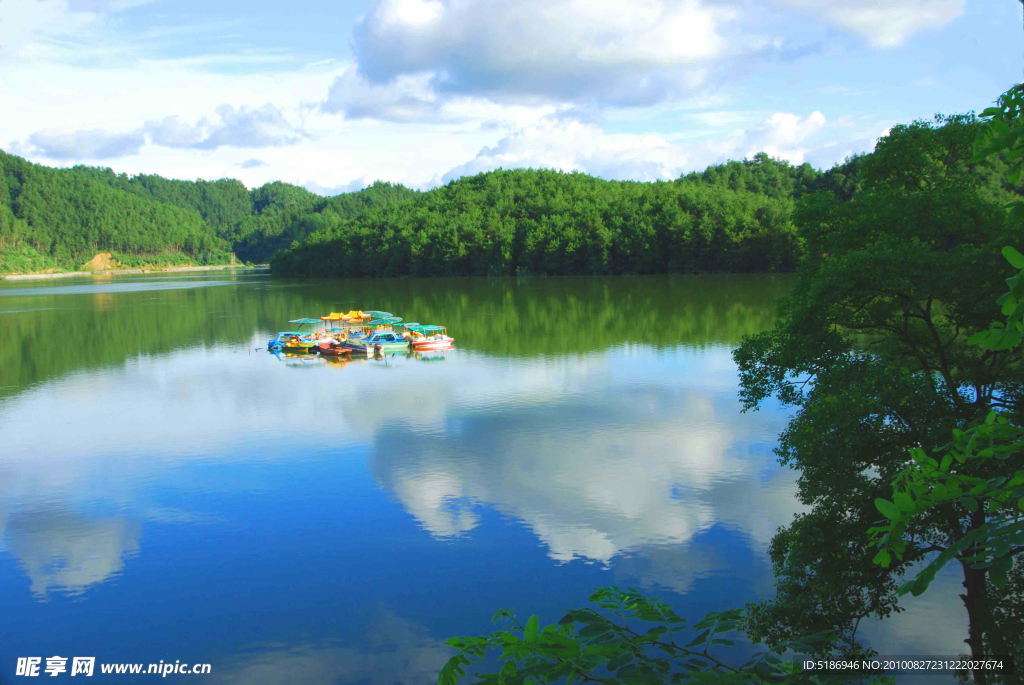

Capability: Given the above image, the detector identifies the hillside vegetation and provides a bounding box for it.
[272,115,1022,278]
[272,156,814,278]
[0,150,418,272]
[4,114,1018,277]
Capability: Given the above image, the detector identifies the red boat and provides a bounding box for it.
[317,341,352,357]
[409,325,454,350]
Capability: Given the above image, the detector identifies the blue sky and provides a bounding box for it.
[1,0,1020,192]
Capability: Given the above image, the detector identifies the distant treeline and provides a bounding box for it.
[3,113,1019,277]
[272,115,1021,278]
[273,158,817,278]
[0,149,418,271]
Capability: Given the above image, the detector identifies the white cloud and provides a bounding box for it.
[27,127,145,160]
[743,110,827,164]
[437,109,872,185]
[0,0,975,192]
[439,120,689,184]
[323,66,442,122]
[146,104,306,151]
[350,0,737,106]
[772,0,965,48]
[303,177,374,196]
[0,0,100,64]
[13,103,307,161]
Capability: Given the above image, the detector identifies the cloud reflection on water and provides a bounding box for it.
[366,370,804,586]
[4,510,140,598]
[0,339,971,659]
[213,611,450,685]
[0,343,795,597]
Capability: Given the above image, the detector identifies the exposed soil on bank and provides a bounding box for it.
[82,252,116,271]
[1,264,268,280]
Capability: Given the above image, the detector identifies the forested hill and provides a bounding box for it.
[272,116,1021,278]
[0,150,418,273]
[4,114,1018,278]
[271,153,828,278]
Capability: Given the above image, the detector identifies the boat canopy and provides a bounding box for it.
[401,322,420,329]
[289,318,322,324]
[369,316,402,325]
[342,310,366,320]
[418,325,446,333]
[363,310,392,319]
[320,312,345,321]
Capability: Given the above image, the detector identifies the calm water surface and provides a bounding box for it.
[0,273,967,683]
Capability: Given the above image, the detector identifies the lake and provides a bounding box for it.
[0,273,968,683]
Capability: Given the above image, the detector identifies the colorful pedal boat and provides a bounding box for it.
[316,340,352,357]
[268,331,316,351]
[342,329,410,354]
[409,325,454,350]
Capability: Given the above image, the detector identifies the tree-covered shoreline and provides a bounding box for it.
[271,118,1018,279]
[0,150,417,273]
[431,105,1024,684]
[4,112,1020,282]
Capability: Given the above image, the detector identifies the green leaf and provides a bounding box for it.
[875,498,902,521]
[524,615,539,643]
[967,331,990,345]
[577,624,610,639]
[607,652,633,671]
[499,660,517,685]
[894,492,915,513]
[1004,246,1024,270]
[685,630,710,648]
[991,564,1009,589]
[873,549,892,568]
[962,497,979,513]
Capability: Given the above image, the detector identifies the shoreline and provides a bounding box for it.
[1,264,269,281]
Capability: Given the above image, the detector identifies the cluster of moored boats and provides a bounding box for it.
[267,310,454,357]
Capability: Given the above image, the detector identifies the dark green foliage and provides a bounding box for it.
[74,167,256,239]
[274,116,1024,281]
[438,586,890,685]
[680,152,822,201]
[0,242,62,274]
[0,151,418,272]
[235,180,418,263]
[272,167,805,278]
[0,150,228,266]
[734,113,1024,670]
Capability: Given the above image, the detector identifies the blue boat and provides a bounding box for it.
[268,331,316,351]
[342,329,409,354]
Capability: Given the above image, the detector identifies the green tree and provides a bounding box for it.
[0,150,418,272]
[438,587,890,685]
[271,167,811,278]
[732,113,1024,670]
